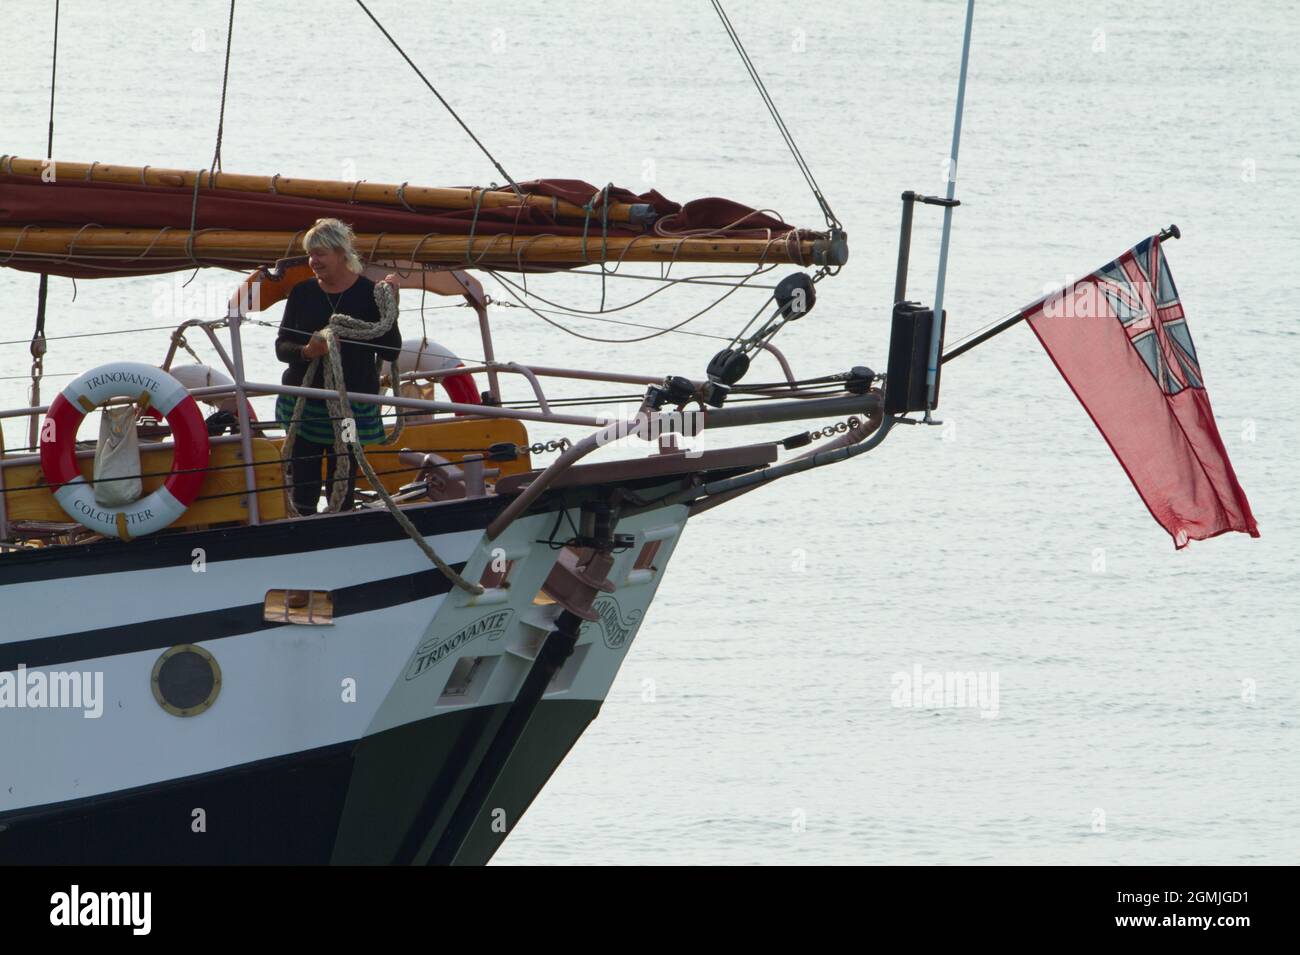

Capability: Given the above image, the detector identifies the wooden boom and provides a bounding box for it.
[0,156,647,224]
[0,227,842,267]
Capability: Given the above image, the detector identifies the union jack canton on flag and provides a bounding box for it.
[1021,234,1258,548]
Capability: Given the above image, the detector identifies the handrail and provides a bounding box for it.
[394,361,702,390]
[485,411,649,540]
[0,432,250,469]
[500,362,551,415]
[226,313,261,524]
[245,381,604,427]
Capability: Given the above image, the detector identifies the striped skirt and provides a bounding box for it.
[275,394,388,446]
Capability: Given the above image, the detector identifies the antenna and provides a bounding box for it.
[924,0,976,422]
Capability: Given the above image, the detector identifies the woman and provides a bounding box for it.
[275,218,402,514]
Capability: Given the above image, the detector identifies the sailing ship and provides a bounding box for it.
[0,1,1256,865]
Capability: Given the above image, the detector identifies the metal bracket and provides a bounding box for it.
[894,190,962,305]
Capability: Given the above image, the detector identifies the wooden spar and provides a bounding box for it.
[0,226,838,267]
[0,156,645,224]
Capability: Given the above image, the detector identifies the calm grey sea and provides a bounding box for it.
[2,0,1296,864]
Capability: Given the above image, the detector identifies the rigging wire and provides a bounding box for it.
[181,0,236,288]
[0,266,777,351]
[353,0,523,197]
[0,282,759,360]
[210,0,235,175]
[487,261,779,318]
[44,0,58,158]
[490,301,735,343]
[709,0,841,232]
[550,266,778,291]
[486,267,764,344]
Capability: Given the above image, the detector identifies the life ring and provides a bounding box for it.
[441,369,481,409]
[163,364,258,424]
[40,362,210,540]
[391,338,481,413]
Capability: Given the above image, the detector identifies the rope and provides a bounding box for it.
[710,0,841,232]
[465,187,487,265]
[280,281,400,513]
[170,329,205,366]
[45,1,59,158]
[279,280,483,595]
[486,255,781,319]
[490,299,736,342]
[396,182,416,212]
[483,229,783,344]
[176,4,237,282]
[353,0,523,198]
[183,172,205,278]
[486,269,766,344]
[576,184,609,292]
[210,0,236,174]
[28,0,60,451]
[0,321,232,348]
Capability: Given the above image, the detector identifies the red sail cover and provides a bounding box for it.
[0,172,800,278]
[1023,235,1258,548]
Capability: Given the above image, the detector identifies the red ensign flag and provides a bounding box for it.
[1023,234,1258,548]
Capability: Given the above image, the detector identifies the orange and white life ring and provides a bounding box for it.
[440,370,481,408]
[165,363,258,423]
[40,362,210,540]
[392,338,481,413]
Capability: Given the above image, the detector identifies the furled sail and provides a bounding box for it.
[0,156,846,278]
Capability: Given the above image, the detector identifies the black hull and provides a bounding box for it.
[0,698,599,865]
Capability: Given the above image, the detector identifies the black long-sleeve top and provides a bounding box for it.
[274,276,402,394]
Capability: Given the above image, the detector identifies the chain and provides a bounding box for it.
[806,416,861,441]
[26,332,47,449]
[526,437,572,455]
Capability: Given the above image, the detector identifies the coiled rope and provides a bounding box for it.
[280,280,483,595]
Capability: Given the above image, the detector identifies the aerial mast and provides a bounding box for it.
[925,0,976,421]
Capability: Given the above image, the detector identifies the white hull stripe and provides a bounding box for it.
[0,563,465,672]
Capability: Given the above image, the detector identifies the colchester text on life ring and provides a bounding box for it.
[40,362,211,540]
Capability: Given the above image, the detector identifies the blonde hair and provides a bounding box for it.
[303,218,364,273]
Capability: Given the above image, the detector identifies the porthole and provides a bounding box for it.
[151,644,222,717]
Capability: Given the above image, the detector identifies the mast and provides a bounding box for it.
[926,0,975,417]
